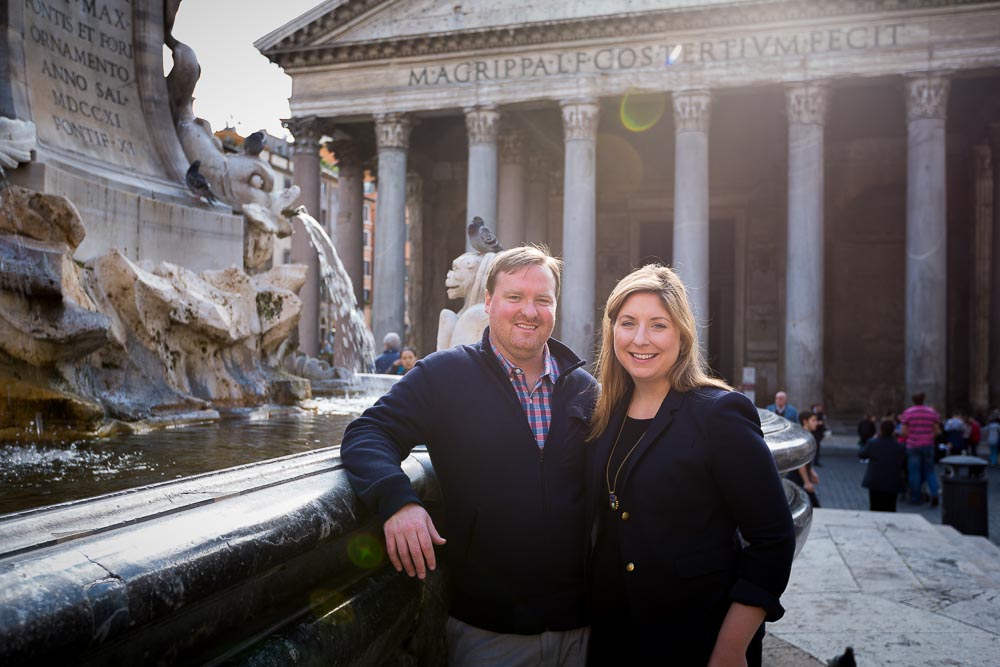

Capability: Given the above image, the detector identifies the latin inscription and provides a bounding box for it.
[22,0,160,174]
[408,24,903,86]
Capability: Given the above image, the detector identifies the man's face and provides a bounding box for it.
[445,253,480,301]
[775,392,787,409]
[484,265,557,366]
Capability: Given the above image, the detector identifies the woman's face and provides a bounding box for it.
[400,349,417,370]
[613,292,681,388]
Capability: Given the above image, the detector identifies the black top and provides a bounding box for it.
[591,416,653,628]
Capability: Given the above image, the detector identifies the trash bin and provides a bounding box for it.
[939,455,989,537]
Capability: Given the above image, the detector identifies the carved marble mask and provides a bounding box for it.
[445,253,481,301]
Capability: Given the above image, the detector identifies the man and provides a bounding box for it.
[374,332,401,374]
[766,390,798,425]
[811,402,827,466]
[900,392,941,506]
[341,246,598,666]
[788,410,821,508]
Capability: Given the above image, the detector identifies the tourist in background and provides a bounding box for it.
[766,390,798,424]
[965,414,982,458]
[373,332,401,374]
[859,418,907,512]
[984,410,1000,466]
[857,413,877,447]
[790,410,822,509]
[811,402,828,466]
[943,411,967,455]
[900,392,941,506]
[392,347,418,375]
[585,264,794,666]
[342,247,598,666]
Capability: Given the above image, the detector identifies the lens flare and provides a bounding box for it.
[347,532,384,569]
[619,91,666,133]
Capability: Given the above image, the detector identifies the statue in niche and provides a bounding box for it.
[437,218,503,351]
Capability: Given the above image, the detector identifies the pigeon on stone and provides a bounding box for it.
[185,160,218,205]
[827,647,856,667]
[243,131,265,156]
[468,216,502,255]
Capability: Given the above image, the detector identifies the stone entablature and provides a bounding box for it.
[279,7,1000,120]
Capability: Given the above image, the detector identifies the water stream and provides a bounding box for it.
[295,210,376,372]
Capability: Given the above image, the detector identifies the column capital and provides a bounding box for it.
[906,74,950,122]
[464,105,500,144]
[672,89,711,134]
[786,82,828,126]
[560,99,600,141]
[374,112,412,150]
[499,129,525,165]
[406,171,423,200]
[283,115,332,153]
[327,138,364,168]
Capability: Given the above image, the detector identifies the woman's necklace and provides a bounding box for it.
[605,416,649,512]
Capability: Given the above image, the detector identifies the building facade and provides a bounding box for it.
[258,0,1000,416]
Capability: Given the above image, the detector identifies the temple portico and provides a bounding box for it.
[259,1,1000,415]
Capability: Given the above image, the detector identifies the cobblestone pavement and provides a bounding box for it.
[810,434,1000,546]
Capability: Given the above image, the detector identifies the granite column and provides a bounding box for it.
[287,116,325,356]
[904,74,950,410]
[406,172,424,353]
[784,82,828,406]
[672,90,712,349]
[464,106,500,251]
[330,139,365,309]
[560,99,600,362]
[373,113,411,348]
[497,128,527,248]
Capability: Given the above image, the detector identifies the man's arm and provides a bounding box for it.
[341,362,445,579]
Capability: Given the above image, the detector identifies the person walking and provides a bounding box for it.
[859,418,907,512]
[789,410,822,508]
[585,264,795,666]
[984,410,1000,467]
[341,246,598,666]
[900,392,942,506]
[811,402,828,466]
[858,413,877,447]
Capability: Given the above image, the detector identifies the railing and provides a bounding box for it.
[0,410,813,665]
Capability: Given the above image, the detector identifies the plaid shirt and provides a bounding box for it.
[490,340,560,448]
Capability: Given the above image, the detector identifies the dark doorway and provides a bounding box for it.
[709,219,736,384]
[638,220,672,268]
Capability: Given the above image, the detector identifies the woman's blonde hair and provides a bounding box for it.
[588,264,731,440]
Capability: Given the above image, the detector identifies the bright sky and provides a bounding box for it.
[167,0,323,138]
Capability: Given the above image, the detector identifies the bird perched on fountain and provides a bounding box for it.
[467,216,502,255]
[243,130,265,156]
[185,160,218,205]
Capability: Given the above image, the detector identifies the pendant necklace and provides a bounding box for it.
[605,415,648,512]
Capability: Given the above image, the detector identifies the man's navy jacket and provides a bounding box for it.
[341,327,598,634]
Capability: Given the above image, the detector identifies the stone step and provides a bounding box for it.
[934,525,1000,586]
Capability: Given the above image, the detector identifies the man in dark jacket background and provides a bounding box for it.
[341,246,598,666]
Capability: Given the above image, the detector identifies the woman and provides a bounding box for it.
[586,265,796,666]
[393,347,418,375]
[859,418,906,512]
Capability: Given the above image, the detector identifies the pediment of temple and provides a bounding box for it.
[257,0,981,69]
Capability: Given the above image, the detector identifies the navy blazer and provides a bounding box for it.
[586,386,796,656]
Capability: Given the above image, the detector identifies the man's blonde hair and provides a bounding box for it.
[485,245,563,296]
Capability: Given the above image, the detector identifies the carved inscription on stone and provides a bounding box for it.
[408,24,905,86]
[23,0,165,176]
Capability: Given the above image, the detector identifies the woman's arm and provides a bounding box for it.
[708,601,767,667]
